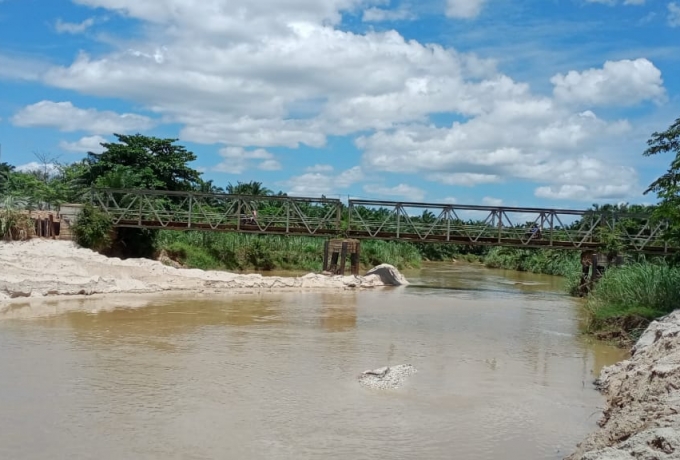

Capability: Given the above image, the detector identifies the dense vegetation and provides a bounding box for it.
[2,117,680,343]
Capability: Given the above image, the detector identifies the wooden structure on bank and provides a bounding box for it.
[15,204,82,241]
[578,251,625,296]
[34,214,59,238]
[323,239,361,276]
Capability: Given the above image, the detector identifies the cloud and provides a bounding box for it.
[363,183,426,201]
[0,54,50,81]
[15,162,59,175]
[551,58,665,106]
[29,0,668,203]
[213,146,281,174]
[427,173,502,187]
[356,101,639,200]
[481,196,503,206]
[283,166,364,196]
[534,184,636,200]
[585,0,645,4]
[362,7,415,22]
[59,135,108,153]
[12,101,155,134]
[305,164,334,173]
[55,17,95,34]
[41,1,498,149]
[670,2,680,27]
[445,0,486,18]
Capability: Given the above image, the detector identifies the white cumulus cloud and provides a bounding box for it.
[283,166,364,196]
[445,0,486,18]
[669,2,680,26]
[55,17,95,34]
[585,0,645,5]
[305,164,334,173]
[481,196,503,206]
[59,135,108,153]
[363,183,426,201]
[213,146,281,174]
[12,101,155,134]
[16,162,59,175]
[551,58,665,106]
[362,7,415,22]
[19,0,668,203]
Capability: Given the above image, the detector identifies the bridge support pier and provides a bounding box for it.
[323,239,360,276]
[578,251,624,296]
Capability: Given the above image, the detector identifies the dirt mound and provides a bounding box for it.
[0,240,409,308]
[567,310,680,459]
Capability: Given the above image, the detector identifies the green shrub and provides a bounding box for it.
[72,204,113,251]
[483,247,579,277]
[583,262,680,343]
[164,241,223,270]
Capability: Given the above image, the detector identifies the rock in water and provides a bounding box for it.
[363,264,410,286]
[358,364,417,390]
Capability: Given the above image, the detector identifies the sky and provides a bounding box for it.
[0,0,679,208]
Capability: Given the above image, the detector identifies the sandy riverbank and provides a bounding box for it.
[0,240,408,306]
[567,311,680,459]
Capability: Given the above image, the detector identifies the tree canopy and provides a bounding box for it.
[84,134,203,191]
[643,117,680,243]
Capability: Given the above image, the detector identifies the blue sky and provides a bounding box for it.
[0,0,679,208]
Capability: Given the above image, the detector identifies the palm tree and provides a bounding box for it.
[225,180,272,196]
[196,179,224,194]
[0,194,30,240]
[0,162,14,194]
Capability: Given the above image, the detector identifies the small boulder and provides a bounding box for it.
[364,264,409,286]
[358,364,417,390]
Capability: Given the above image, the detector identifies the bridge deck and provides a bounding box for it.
[91,188,675,254]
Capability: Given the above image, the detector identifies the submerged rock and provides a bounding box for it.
[358,364,417,390]
[363,264,410,286]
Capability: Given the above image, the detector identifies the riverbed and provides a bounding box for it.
[0,262,627,460]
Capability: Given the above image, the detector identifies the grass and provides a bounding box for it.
[483,247,582,295]
[0,195,33,241]
[155,231,423,272]
[483,247,580,276]
[582,262,680,345]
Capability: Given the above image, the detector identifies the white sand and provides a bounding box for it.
[0,240,408,307]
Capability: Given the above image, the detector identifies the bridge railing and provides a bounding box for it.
[91,188,343,236]
[89,189,672,253]
[347,199,670,253]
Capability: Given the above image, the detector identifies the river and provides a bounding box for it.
[0,262,628,460]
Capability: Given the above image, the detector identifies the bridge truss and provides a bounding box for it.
[90,189,673,254]
[347,199,671,254]
[90,188,343,236]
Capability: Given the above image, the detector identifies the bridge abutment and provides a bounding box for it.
[323,239,361,276]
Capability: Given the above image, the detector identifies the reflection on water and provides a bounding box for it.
[0,262,628,460]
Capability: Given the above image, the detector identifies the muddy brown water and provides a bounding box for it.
[0,262,628,460]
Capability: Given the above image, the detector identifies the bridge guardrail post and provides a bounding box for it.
[285,200,290,234]
[188,193,193,229]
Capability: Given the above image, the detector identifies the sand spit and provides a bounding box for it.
[0,240,409,307]
[567,311,680,459]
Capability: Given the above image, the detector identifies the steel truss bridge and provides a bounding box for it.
[89,188,675,254]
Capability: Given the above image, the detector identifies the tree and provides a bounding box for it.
[0,162,14,194]
[83,134,203,191]
[74,134,205,258]
[643,117,680,243]
[225,180,272,196]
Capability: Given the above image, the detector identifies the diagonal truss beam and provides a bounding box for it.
[346,199,675,254]
[88,189,677,254]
